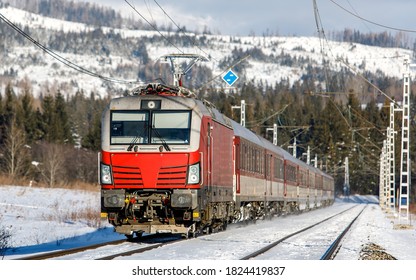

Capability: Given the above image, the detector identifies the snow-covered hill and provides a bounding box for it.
[0,5,412,98]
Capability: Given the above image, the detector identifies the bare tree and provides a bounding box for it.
[36,142,66,188]
[1,120,30,179]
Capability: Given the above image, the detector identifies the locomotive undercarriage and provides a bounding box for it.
[102,189,200,238]
[102,189,236,238]
[234,201,287,222]
[102,188,332,238]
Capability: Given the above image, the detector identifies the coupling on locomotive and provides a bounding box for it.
[99,55,335,239]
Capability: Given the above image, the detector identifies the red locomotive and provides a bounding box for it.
[99,82,334,238]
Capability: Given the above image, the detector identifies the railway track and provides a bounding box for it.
[15,233,182,260]
[15,239,127,260]
[240,204,366,260]
[95,237,183,260]
[14,204,367,260]
[320,206,366,260]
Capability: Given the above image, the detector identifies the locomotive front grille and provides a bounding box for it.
[112,164,187,188]
[157,165,187,187]
[112,165,143,186]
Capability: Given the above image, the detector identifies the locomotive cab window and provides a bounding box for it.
[110,110,191,145]
[110,111,149,144]
[151,111,191,144]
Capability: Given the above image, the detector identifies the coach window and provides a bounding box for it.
[274,157,284,179]
[310,173,315,188]
[249,147,252,172]
[287,164,296,182]
[240,143,244,170]
[266,154,271,177]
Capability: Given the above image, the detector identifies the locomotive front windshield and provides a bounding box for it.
[110,110,191,145]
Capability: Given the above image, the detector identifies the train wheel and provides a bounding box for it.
[191,229,200,238]
[125,231,143,240]
[125,234,134,240]
[223,221,228,230]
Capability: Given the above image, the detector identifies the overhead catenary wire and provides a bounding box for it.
[345,0,372,32]
[246,104,290,127]
[313,0,330,91]
[312,0,397,107]
[329,0,416,33]
[152,0,218,63]
[0,12,138,85]
[124,0,184,54]
[196,54,251,92]
[128,0,250,91]
[311,1,389,167]
[336,58,400,107]
[348,104,385,136]
[311,0,401,139]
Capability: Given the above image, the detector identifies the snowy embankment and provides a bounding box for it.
[0,185,122,259]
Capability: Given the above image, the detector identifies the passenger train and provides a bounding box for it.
[99,83,334,238]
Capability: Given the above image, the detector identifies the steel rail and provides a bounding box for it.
[240,205,359,260]
[14,239,127,260]
[320,205,367,260]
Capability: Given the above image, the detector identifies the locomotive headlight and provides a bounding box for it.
[147,101,156,109]
[141,100,161,110]
[100,163,113,185]
[187,163,200,185]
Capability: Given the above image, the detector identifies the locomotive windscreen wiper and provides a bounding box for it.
[127,135,138,151]
[151,125,171,151]
[127,124,149,151]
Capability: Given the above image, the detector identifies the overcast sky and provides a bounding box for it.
[84,0,415,37]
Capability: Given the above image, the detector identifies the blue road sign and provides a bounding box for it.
[222,69,239,86]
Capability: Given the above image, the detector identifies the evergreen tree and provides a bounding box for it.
[54,91,73,144]
[41,94,55,143]
[19,87,37,143]
[3,83,15,129]
[81,113,101,151]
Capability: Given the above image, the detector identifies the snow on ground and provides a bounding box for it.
[0,185,123,259]
[0,184,415,261]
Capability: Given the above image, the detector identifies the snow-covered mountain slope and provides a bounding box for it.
[0,5,412,98]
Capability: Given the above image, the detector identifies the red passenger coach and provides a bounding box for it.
[99,83,335,238]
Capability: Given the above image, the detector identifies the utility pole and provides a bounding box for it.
[344,157,350,198]
[387,102,397,212]
[231,100,246,127]
[379,140,388,210]
[398,59,411,221]
[311,154,318,168]
[266,123,277,145]
[288,137,297,158]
